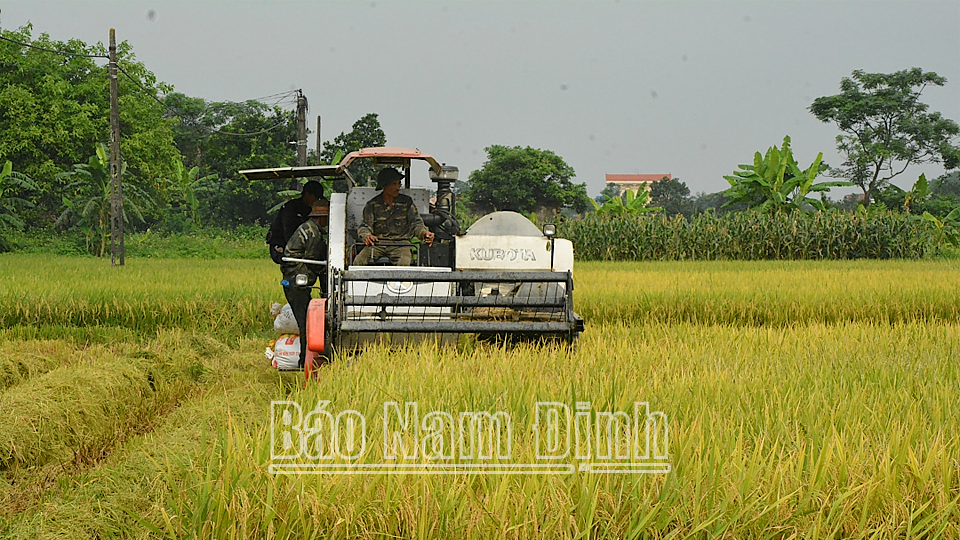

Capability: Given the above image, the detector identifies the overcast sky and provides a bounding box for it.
[3,0,958,197]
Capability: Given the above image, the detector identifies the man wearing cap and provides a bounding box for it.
[266,180,325,264]
[355,168,434,266]
[281,200,329,367]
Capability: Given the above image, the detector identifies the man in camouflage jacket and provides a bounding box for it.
[355,168,434,266]
[281,200,328,367]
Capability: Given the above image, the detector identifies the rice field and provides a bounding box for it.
[0,253,958,539]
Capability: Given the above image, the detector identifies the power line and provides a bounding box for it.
[214,118,292,138]
[0,34,108,59]
[116,63,166,107]
[248,89,299,103]
[2,32,299,138]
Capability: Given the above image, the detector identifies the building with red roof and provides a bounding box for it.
[605,173,671,194]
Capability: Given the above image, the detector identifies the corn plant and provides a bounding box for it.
[559,209,930,261]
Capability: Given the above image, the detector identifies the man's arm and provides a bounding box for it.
[281,224,310,276]
[357,202,377,245]
[406,200,434,245]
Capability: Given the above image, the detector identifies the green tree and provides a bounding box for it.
[465,145,590,215]
[723,136,849,212]
[166,93,298,225]
[809,68,960,206]
[319,113,387,187]
[0,24,178,226]
[925,172,960,218]
[595,183,621,205]
[649,176,692,217]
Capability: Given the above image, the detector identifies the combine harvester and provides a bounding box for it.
[242,147,584,377]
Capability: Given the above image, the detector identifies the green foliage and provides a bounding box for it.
[0,160,39,252]
[165,92,298,225]
[319,113,386,187]
[809,68,960,205]
[55,144,154,256]
[595,183,621,205]
[0,24,178,226]
[723,136,849,212]
[922,207,960,248]
[590,187,662,215]
[0,161,39,232]
[649,176,692,217]
[465,145,591,215]
[560,209,932,260]
[169,158,218,225]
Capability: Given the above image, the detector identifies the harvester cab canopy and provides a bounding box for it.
[240,147,442,189]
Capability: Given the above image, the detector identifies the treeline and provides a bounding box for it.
[0,24,388,254]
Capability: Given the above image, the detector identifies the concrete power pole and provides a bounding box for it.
[294,90,307,190]
[108,29,124,266]
[316,115,322,165]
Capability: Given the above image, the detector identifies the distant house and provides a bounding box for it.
[605,173,672,194]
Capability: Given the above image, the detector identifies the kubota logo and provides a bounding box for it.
[469,248,537,262]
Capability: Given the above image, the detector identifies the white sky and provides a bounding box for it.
[2,0,958,197]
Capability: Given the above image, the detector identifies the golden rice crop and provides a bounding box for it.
[575,259,960,325]
[0,329,228,472]
[138,322,960,539]
[0,256,278,337]
[0,340,78,391]
[2,255,959,334]
[2,256,959,539]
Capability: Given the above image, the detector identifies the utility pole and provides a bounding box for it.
[316,115,322,165]
[108,28,124,266]
[294,90,307,191]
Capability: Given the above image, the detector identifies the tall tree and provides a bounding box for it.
[649,176,692,217]
[809,68,960,206]
[0,24,178,226]
[464,145,590,215]
[320,113,387,187]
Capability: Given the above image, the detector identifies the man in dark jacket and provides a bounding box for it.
[266,180,324,264]
[281,200,329,367]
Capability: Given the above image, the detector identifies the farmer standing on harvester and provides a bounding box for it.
[281,200,329,367]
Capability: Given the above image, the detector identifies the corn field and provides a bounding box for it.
[560,210,934,260]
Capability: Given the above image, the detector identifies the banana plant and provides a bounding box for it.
[0,160,39,231]
[56,144,153,256]
[170,158,218,225]
[902,174,931,212]
[723,136,851,212]
[922,206,960,247]
[590,187,662,215]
